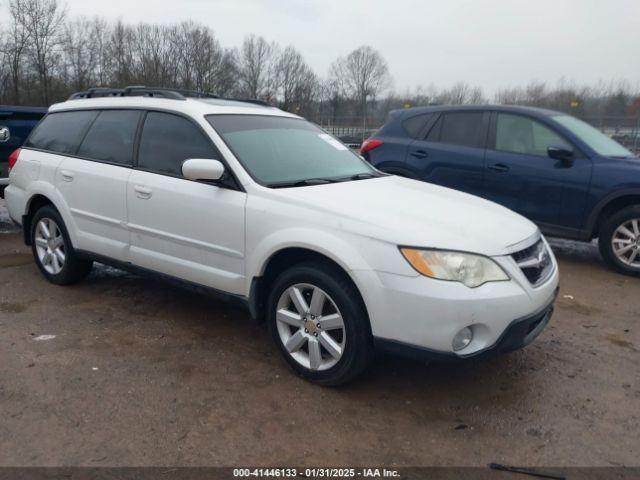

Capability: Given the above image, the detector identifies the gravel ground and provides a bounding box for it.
[0,199,638,467]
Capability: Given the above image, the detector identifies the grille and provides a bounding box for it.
[511,239,553,286]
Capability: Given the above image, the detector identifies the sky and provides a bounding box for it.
[61,0,640,95]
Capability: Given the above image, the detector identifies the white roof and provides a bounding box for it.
[48,96,300,119]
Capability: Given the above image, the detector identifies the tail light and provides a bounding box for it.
[360,138,384,155]
[8,148,21,172]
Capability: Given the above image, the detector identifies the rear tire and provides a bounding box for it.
[266,262,373,386]
[598,205,640,277]
[30,205,93,285]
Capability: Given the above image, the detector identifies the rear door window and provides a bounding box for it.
[436,112,486,148]
[137,112,219,176]
[77,110,141,166]
[25,110,98,155]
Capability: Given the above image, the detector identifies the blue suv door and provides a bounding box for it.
[406,111,490,197]
[483,112,592,232]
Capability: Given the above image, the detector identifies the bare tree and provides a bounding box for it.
[62,18,98,91]
[0,28,8,102]
[169,22,236,95]
[106,20,134,86]
[274,45,318,112]
[90,17,111,85]
[2,3,30,103]
[10,0,66,104]
[436,82,484,104]
[133,23,174,86]
[330,45,392,133]
[237,35,276,99]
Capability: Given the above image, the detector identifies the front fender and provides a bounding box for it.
[246,227,374,293]
[586,187,640,236]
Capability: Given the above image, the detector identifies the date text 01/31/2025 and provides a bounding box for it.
[232,468,401,478]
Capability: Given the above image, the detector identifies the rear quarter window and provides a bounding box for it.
[428,112,486,148]
[25,110,98,155]
[401,113,433,139]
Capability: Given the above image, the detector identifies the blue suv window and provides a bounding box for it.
[402,113,434,139]
[496,113,571,157]
[427,112,486,148]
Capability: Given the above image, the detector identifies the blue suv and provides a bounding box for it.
[362,105,640,276]
[0,105,47,197]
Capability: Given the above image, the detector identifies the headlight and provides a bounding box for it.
[400,248,509,288]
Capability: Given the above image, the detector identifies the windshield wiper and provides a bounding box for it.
[341,172,384,181]
[268,178,339,188]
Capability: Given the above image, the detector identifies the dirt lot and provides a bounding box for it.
[0,200,638,467]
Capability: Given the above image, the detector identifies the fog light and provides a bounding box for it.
[452,327,473,351]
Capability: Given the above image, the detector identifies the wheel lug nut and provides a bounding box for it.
[316,323,321,328]
[313,332,318,337]
[304,329,308,333]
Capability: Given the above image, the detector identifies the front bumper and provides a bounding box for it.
[373,288,557,362]
[351,241,559,358]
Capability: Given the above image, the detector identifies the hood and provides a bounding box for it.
[276,176,538,257]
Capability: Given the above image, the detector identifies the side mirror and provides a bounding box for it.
[182,159,225,182]
[547,146,574,163]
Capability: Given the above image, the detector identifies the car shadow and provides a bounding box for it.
[547,237,608,270]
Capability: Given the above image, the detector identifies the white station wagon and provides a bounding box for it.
[5,87,559,385]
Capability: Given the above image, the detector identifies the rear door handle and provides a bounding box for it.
[134,185,152,199]
[410,150,429,159]
[488,163,510,173]
[60,170,74,182]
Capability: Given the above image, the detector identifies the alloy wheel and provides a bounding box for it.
[34,218,66,275]
[275,283,346,371]
[611,218,640,268]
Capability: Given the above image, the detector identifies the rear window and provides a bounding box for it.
[402,113,433,139]
[25,111,98,155]
[428,112,486,148]
[77,110,141,166]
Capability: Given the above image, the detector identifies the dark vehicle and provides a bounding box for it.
[362,105,640,276]
[0,106,47,197]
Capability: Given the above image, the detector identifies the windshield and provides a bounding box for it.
[554,115,635,158]
[206,114,379,186]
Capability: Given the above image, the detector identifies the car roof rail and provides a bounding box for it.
[69,86,187,100]
[68,86,273,107]
[220,97,272,107]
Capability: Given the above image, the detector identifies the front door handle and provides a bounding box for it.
[134,185,152,199]
[488,163,510,173]
[60,170,74,182]
[410,150,429,159]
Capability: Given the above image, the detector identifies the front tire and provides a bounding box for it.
[599,205,640,276]
[31,205,93,285]
[266,262,373,386]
